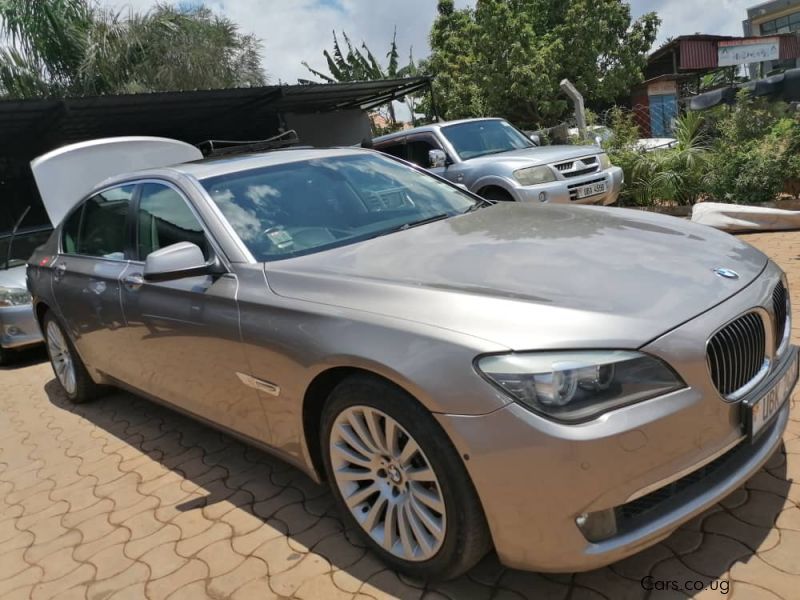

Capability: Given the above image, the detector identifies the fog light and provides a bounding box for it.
[538,192,547,202]
[5,326,22,337]
[576,509,617,542]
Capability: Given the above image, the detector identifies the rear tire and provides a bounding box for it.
[43,312,101,403]
[321,375,491,581]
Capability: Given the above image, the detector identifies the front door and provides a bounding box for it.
[650,94,678,137]
[406,134,450,179]
[119,181,269,442]
[51,185,134,382]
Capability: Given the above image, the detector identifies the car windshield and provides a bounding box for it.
[200,152,477,261]
[0,228,53,270]
[441,120,534,160]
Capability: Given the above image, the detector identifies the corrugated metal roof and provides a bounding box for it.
[679,40,719,69]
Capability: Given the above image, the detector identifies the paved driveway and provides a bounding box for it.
[1,231,800,600]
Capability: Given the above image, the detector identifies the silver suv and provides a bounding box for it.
[373,117,623,205]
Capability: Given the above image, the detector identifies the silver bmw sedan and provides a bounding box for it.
[27,144,797,580]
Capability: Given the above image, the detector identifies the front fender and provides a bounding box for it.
[470,174,518,197]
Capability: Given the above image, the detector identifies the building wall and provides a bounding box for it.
[282,110,372,147]
[745,0,800,75]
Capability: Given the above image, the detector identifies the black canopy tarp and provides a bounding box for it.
[689,68,800,110]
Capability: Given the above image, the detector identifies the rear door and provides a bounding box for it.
[51,184,135,381]
[119,180,269,442]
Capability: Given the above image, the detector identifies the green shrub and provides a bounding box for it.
[703,108,800,204]
[609,111,710,206]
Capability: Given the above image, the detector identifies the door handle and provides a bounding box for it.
[53,263,66,281]
[123,273,145,289]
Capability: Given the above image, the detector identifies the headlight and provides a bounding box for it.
[476,351,684,422]
[0,286,32,307]
[513,165,556,185]
[598,153,612,170]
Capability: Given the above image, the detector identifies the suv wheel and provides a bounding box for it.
[321,375,490,580]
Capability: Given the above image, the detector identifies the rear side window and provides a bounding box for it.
[63,185,134,259]
[136,183,209,260]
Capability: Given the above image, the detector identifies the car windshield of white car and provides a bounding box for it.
[200,152,477,261]
[442,120,534,160]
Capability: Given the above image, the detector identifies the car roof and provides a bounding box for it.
[372,117,505,144]
[170,147,368,180]
[92,147,372,192]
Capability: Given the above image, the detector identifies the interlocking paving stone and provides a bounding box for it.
[1,230,800,598]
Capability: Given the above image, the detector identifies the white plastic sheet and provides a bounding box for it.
[691,202,800,232]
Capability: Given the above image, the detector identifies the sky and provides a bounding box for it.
[100,0,757,84]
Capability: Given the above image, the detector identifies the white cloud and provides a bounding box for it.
[101,0,760,83]
[630,0,754,46]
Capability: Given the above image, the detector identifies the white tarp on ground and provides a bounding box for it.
[691,202,800,232]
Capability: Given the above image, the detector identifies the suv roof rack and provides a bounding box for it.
[197,129,304,157]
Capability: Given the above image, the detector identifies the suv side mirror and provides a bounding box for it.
[428,149,448,169]
[528,133,541,146]
[144,241,222,282]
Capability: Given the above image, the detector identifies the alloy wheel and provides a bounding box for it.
[329,405,446,561]
[46,321,76,396]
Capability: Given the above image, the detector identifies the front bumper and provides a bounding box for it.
[513,166,623,206]
[436,263,794,572]
[0,304,43,350]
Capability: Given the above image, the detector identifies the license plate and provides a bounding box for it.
[576,181,607,199]
[744,353,798,439]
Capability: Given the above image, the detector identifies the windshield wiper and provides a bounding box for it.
[396,213,451,231]
[463,198,494,213]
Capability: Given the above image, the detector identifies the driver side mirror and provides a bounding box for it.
[144,241,224,282]
[528,133,541,146]
[428,149,448,169]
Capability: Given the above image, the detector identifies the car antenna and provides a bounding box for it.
[4,205,31,270]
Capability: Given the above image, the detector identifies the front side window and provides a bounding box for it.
[64,185,134,259]
[201,152,476,261]
[406,137,441,167]
[136,183,209,260]
[441,119,534,160]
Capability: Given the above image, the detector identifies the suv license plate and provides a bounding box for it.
[576,181,607,199]
[745,354,798,439]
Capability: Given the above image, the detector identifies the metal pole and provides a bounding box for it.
[560,79,586,138]
[428,79,441,123]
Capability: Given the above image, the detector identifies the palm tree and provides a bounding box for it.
[0,0,266,99]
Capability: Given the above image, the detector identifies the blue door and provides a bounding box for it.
[650,94,678,137]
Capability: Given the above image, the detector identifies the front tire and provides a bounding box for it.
[321,375,491,580]
[480,187,514,202]
[43,312,100,403]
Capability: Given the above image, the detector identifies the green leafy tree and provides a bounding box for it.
[0,0,265,99]
[427,0,659,128]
